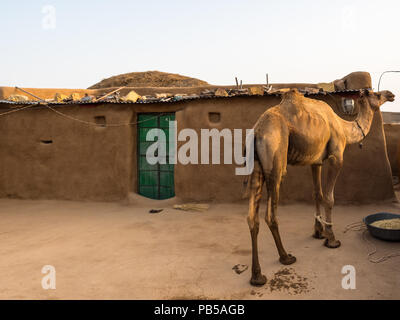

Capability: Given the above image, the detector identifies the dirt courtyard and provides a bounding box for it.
[0,197,399,300]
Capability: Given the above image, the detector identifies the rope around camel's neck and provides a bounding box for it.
[341,98,375,147]
[324,93,374,147]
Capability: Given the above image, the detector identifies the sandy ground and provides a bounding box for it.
[0,196,399,300]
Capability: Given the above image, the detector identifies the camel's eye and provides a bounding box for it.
[377,93,382,99]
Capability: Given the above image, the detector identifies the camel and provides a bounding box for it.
[246,88,395,286]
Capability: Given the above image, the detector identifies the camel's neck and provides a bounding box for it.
[340,98,375,145]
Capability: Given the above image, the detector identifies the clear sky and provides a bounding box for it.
[1,0,399,111]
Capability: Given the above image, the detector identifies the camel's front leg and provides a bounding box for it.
[322,155,342,248]
[311,165,324,239]
[247,164,267,286]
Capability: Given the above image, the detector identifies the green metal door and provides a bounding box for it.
[138,113,175,200]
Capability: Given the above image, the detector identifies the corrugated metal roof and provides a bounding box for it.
[305,89,363,95]
[0,89,363,107]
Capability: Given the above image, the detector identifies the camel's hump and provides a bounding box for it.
[276,89,334,125]
[280,88,308,102]
[280,89,328,110]
[279,89,310,111]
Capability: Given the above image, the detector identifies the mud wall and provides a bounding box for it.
[0,102,182,201]
[175,95,395,204]
[0,93,394,204]
[0,104,133,201]
[175,96,281,202]
[384,123,400,177]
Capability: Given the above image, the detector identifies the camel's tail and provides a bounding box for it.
[242,173,251,199]
[242,138,261,199]
[242,171,254,199]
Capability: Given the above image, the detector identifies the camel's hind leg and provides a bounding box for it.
[247,161,267,286]
[256,128,295,266]
[265,173,296,266]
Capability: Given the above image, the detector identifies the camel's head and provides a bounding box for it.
[363,90,395,110]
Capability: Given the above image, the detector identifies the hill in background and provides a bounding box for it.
[88,71,209,89]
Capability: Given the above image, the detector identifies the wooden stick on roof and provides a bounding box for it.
[15,87,44,101]
[93,86,126,102]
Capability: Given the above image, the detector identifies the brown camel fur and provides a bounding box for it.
[247,88,395,286]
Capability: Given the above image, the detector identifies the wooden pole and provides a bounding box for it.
[15,87,44,101]
[93,86,125,102]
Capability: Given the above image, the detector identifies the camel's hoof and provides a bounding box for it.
[312,230,325,239]
[279,254,297,265]
[250,274,267,287]
[324,239,341,249]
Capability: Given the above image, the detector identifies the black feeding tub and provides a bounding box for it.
[364,213,400,242]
